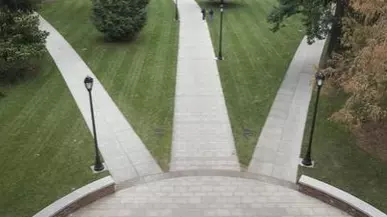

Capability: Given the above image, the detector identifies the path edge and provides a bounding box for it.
[116,170,298,191]
[298,175,387,217]
[32,176,115,217]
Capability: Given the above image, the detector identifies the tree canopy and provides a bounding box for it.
[91,0,149,41]
[0,0,48,82]
[0,0,41,11]
[324,0,387,126]
[267,0,347,46]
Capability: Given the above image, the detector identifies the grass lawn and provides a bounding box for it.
[299,86,387,213]
[0,53,107,217]
[40,0,178,170]
[196,0,304,167]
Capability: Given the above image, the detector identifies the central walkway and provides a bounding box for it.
[70,176,349,217]
[170,0,239,170]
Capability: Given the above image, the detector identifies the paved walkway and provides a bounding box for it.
[170,0,239,171]
[39,16,162,184]
[70,176,349,217]
[248,37,326,182]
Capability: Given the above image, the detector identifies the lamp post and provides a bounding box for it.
[301,72,325,167]
[84,76,104,172]
[217,4,224,60]
[175,0,178,21]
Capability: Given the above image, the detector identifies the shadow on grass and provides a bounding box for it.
[200,0,246,10]
[93,32,143,45]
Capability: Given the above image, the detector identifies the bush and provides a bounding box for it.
[0,0,41,12]
[91,0,149,41]
[0,8,48,81]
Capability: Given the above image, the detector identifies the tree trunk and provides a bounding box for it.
[327,0,345,54]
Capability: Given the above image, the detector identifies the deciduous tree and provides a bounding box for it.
[268,0,347,50]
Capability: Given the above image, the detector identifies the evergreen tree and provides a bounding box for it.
[0,0,48,82]
[0,0,41,12]
[91,0,149,41]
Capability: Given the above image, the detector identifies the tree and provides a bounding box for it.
[267,0,347,50]
[324,0,387,126]
[91,0,149,41]
[0,1,48,81]
[0,0,41,12]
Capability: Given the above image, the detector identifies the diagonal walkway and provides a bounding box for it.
[248,37,326,182]
[39,16,162,184]
[170,0,239,171]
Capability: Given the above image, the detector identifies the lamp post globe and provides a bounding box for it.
[316,72,324,87]
[84,76,93,91]
[301,72,325,167]
[84,76,104,172]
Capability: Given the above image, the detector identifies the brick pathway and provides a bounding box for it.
[248,37,326,182]
[70,176,349,217]
[39,16,162,184]
[170,0,239,170]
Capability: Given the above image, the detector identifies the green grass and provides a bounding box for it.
[196,0,304,167]
[40,0,178,171]
[299,87,387,213]
[0,54,107,217]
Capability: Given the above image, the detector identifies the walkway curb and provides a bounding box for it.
[298,175,387,217]
[32,176,115,217]
[116,170,297,191]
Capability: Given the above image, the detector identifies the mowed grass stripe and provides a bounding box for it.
[0,73,60,143]
[40,0,178,170]
[0,53,106,217]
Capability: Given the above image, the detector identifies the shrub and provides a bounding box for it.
[91,0,149,41]
[0,8,48,81]
[0,0,41,12]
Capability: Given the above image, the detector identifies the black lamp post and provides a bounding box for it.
[217,4,224,60]
[84,76,104,172]
[175,0,178,21]
[301,72,325,167]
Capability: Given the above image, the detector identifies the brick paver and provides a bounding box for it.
[248,37,326,182]
[39,16,162,184]
[70,176,349,217]
[170,0,239,171]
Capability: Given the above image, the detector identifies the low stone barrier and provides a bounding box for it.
[33,176,115,217]
[298,175,386,217]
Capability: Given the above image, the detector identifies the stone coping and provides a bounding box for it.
[33,176,115,217]
[298,175,386,217]
[116,169,298,190]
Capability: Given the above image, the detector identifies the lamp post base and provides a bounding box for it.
[215,56,224,60]
[90,163,107,173]
[299,158,315,168]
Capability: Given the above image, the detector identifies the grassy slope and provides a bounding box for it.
[196,0,304,166]
[299,87,387,212]
[0,54,107,217]
[40,0,178,170]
